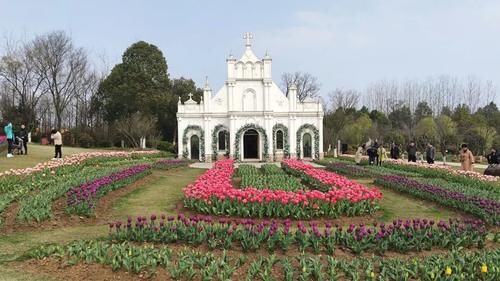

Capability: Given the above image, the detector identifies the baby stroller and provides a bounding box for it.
[12,136,24,155]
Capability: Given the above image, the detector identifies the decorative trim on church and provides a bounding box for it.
[212,124,229,160]
[272,123,289,159]
[296,124,320,159]
[182,125,205,161]
[234,123,269,161]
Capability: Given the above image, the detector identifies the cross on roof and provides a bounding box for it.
[243,32,253,46]
[188,93,193,99]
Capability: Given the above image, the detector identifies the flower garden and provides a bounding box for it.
[0,150,499,280]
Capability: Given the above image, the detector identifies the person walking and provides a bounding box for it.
[425,143,435,164]
[355,144,365,165]
[3,121,14,158]
[390,142,400,159]
[377,144,388,166]
[50,128,63,159]
[407,141,417,162]
[18,124,28,155]
[459,144,474,171]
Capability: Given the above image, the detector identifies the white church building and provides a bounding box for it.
[177,33,324,162]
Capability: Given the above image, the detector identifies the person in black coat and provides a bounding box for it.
[390,142,400,159]
[407,141,417,162]
[487,148,499,165]
[18,124,28,155]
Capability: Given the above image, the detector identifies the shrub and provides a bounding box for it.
[157,141,175,153]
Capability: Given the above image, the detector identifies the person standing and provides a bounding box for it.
[390,142,400,159]
[372,141,380,166]
[377,144,388,166]
[486,148,499,165]
[407,141,417,162]
[459,144,474,171]
[3,121,14,158]
[50,128,63,159]
[367,145,376,165]
[18,124,28,155]
[355,144,365,165]
[425,143,435,164]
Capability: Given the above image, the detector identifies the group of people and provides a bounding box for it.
[355,139,497,173]
[2,121,29,158]
[355,141,403,166]
[355,141,395,166]
[3,120,63,159]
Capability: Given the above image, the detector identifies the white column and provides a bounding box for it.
[177,118,183,158]
[263,81,271,112]
[204,117,211,162]
[289,115,296,159]
[227,81,235,111]
[265,114,272,162]
[318,117,324,159]
[229,115,236,159]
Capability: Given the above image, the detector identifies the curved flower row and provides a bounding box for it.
[184,160,382,218]
[66,164,153,215]
[282,159,383,201]
[376,175,500,225]
[0,150,159,177]
[386,159,499,183]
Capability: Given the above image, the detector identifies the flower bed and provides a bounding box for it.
[151,159,187,170]
[325,161,421,178]
[184,160,381,218]
[240,174,306,191]
[0,150,160,178]
[66,164,153,216]
[386,159,500,184]
[109,214,487,255]
[29,240,500,280]
[375,175,500,225]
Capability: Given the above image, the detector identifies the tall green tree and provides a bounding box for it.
[98,41,170,123]
[414,101,433,122]
[160,77,202,142]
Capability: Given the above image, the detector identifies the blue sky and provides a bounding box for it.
[1,0,500,104]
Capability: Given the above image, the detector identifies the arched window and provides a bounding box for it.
[276,130,284,150]
[218,131,226,150]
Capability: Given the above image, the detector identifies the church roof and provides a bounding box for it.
[238,32,260,63]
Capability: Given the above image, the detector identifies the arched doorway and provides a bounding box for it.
[243,129,259,159]
[190,135,200,160]
[303,133,312,158]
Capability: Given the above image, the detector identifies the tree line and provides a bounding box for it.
[1,30,499,155]
[0,31,201,150]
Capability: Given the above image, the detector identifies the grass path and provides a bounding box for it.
[0,144,107,172]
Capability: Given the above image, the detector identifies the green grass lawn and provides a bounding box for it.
[0,144,107,172]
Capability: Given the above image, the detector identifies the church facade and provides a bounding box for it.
[177,33,324,162]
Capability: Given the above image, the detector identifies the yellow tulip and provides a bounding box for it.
[370,272,375,278]
[445,267,452,275]
[481,264,487,273]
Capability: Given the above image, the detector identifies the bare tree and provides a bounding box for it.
[328,88,359,112]
[115,112,159,148]
[280,72,321,102]
[28,31,88,129]
[0,40,46,128]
